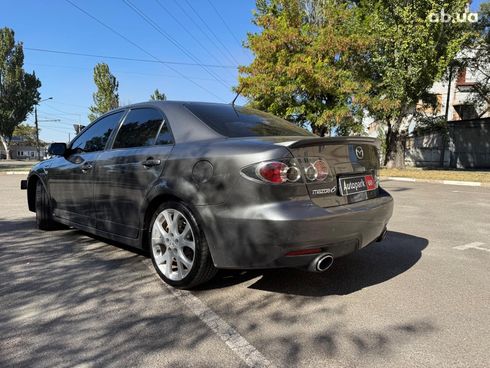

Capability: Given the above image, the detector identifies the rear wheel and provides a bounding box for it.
[149,201,217,289]
[35,181,60,230]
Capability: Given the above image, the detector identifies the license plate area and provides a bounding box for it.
[338,174,377,196]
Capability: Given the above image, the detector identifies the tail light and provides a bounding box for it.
[241,157,331,184]
[256,162,301,184]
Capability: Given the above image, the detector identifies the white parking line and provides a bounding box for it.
[453,242,490,252]
[144,261,275,368]
[452,190,490,195]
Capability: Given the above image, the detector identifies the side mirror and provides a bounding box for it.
[48,142,67,156]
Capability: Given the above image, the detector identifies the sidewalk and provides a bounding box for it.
[380,168,490,187]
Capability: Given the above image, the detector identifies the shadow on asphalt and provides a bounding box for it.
[1,218,428,298]
[0,216,229,367]
[0,218,433,366]
[388,187,414,192]
[198,231,428,297]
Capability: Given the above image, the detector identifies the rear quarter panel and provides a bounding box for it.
[154,139,299,206]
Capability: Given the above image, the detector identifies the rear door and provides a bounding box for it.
[49,111,125,226]
[94,107,174,239]
[286,137,380,207]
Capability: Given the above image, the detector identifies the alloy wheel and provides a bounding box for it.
[151,208,196,281]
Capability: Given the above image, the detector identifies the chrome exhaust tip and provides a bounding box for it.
[308,253,334,273]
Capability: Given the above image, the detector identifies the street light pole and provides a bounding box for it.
[34,97,53,161]
[34,106,40,160]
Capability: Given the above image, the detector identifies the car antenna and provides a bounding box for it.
[230,86,243,107]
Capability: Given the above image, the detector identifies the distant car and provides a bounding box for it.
[22,101,393,288]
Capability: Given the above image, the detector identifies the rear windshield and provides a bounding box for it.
[184,104,314,137]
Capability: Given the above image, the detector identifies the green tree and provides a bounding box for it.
[13,123,38,145]
[150,88,167,101]
[0,27,41,160]
[88,63,119,122]
[238,0,373,136]
[359,0,474,167]
[461,2,490,118]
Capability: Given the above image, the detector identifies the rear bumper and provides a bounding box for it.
[198,188,394,269]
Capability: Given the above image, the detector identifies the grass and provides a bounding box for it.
[380,167,490,183]
[0,160,36,173]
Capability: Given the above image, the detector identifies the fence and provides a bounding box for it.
[405,118,490,169]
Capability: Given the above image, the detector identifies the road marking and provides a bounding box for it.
[385,177,416,182]
[144,261,275,368]
[452,190,490,195]
[443,180,481,187]
[453,242,490,252]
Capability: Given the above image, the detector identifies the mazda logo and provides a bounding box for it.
[355,146,364,160]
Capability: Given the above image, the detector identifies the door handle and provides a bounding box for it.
[142,158,161,168]
[80,162,93,172]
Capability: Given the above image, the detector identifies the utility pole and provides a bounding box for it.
[34,97,53,161]
[34,106,40,160]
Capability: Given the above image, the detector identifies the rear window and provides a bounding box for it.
[184,104,314,137]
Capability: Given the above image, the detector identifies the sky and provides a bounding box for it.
[1,0,257,142]
[0,0,487,143]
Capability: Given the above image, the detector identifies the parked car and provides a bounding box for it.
[22,101,393,288]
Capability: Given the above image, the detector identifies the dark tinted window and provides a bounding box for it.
[155,122,173,145]
[113,108,166,149]
[184,104,314,137]
[71,111,123,153]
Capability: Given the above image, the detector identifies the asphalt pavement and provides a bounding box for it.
[0,174,489,368]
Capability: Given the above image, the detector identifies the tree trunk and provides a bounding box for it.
[384,116,406,169]
[312,124,330,137]
[0,135,10,160]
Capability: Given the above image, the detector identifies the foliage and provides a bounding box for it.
[13,123,39,145]
[238,0,373,136]
[358,0,473,167]
[0,27,41,159]
[462,2,490,117]
[150,88,167,101]
[88,63,119,122]
[240,0,475,167]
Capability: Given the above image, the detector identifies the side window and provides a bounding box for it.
[155,121,173,145]
[71,111,124,153]
[113,108,169,149]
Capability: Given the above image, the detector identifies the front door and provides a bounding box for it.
[94,108,174,239]
[49,111,126,226]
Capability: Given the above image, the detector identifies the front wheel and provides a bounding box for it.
[35,181,60,230]
[149,201,217,289]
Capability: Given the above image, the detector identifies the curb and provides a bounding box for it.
[381,176,490,187]
[0,171,29,175]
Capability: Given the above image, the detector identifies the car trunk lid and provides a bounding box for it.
[280,137,381,207]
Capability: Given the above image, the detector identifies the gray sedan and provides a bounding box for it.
[22,101,393,288]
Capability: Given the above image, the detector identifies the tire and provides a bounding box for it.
[35,181,60,230]
[148,201,217,289]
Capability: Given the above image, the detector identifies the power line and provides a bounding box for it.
[205,0,243,50]
[24,47,237,69]
[25,62,236,83]
[172,0,236,66]
[64,0,227,101]
[39,99,90,110]
[154,0,228,67]
[122,0,230,89]
[183,0,240,65]
[43,104,82,117]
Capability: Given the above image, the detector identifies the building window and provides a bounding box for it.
[456,68,466,86]
[454,104,478,120]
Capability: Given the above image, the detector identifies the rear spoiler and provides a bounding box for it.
[282,136,380,149]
